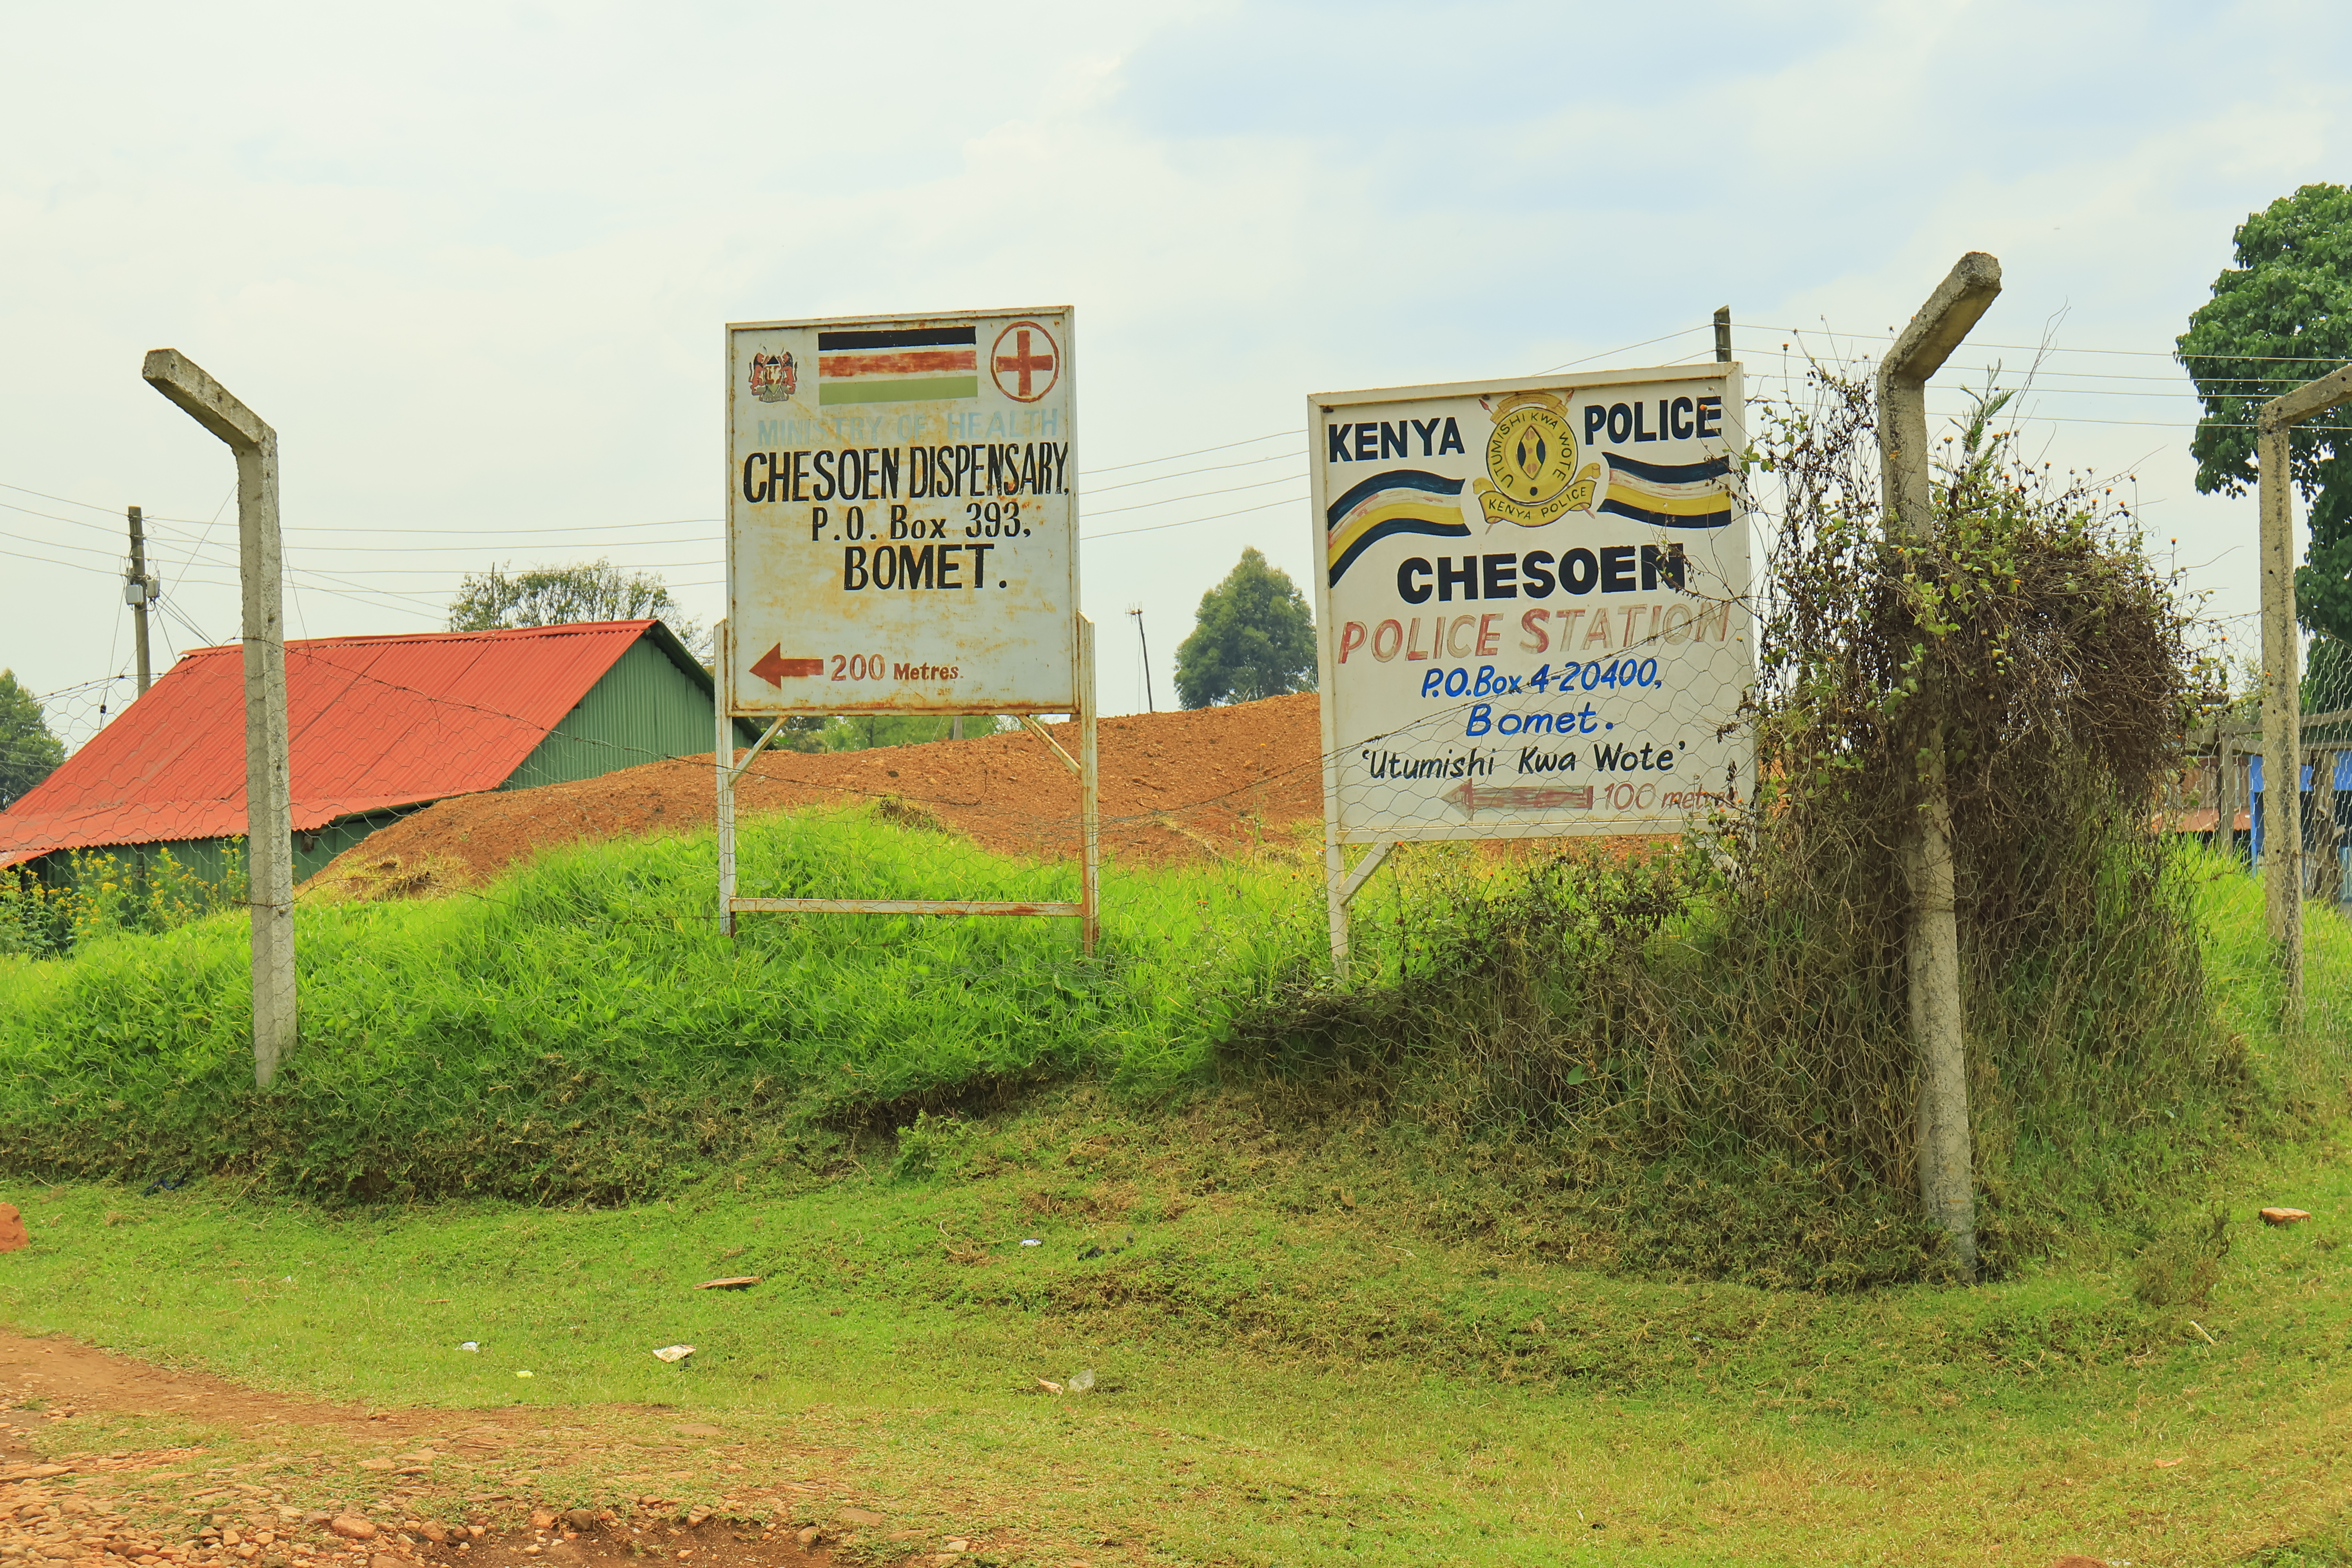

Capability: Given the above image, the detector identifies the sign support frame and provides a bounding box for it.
[1323,835,1395,979]
[715,304,1097,952]
[712,614,1100,951]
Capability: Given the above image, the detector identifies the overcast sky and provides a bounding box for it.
[5,0,2348,745]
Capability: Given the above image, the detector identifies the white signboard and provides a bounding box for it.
[1311,366,1751,843]
[726,307,1076,714]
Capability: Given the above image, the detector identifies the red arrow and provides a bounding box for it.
[750,644,821,687]
[1446,780,1595,819]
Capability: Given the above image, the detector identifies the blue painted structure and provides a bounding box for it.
[2249,750,2352,902]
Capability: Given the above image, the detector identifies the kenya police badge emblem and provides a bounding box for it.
[1472,391,1601,527]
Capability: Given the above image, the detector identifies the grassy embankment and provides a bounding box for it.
[0,808,1328,1200]
[4,812,2351,1563]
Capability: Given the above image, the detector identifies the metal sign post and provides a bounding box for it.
[1308,365,1754,975]
[717,307,1099,949]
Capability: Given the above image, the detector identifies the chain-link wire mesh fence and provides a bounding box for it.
[2165,679,2352,919]
[0,354,2343,1284]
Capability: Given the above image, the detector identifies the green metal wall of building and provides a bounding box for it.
[31,806,423,892]
[502,638,717,791]
[22,630,729,892]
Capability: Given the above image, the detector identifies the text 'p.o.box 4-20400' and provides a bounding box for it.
[726,307,1078,711]
[717,306,1103,949]
[1310,365,1754,967]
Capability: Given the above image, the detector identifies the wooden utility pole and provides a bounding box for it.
[2316,745,2342,906]
[140,350,294,1087]
[2256,361,2352,1019]
[1129,606,1155,712]
[1713,306,1732,364]
[1877,251,2002,1282]
[125,506,155,695]
[2218,724,2239,864]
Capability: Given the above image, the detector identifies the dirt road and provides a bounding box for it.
[0,1335,1015,1568]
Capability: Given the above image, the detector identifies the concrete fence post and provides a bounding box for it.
[2254,361,2352,1020]
[140,349,294,1087]
[1877,252,2003,1281]
[2259,423,2304,1012]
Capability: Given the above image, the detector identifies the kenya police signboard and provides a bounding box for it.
[726,307,1076,713]
[1310,365,1751,848]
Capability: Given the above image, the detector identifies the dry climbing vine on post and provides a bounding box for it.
[1757,361,2197,971]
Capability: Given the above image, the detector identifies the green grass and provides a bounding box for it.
[1222,839,2350,1289]
[4,822,2351,1561]
[0,806,2343,1276]
[0,806,1328,1200]
[7,1088,2352,1565]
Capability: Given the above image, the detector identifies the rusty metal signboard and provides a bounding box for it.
[1308,365,1753,967]
[717,306,1098,948]
[725,307,1078,713]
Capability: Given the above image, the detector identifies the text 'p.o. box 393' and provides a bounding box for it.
[1312,365,1753,842]
[727,307,1076,714]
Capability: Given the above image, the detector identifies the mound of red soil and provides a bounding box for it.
[311,693,1323,893]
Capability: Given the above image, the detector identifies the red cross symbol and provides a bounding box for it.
[990,320,1060,403]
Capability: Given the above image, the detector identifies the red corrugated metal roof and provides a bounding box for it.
[0,621,674,867]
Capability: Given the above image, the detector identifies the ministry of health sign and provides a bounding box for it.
[725,307,1078,715]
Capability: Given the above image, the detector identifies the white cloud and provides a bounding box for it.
[1,0,2347,742]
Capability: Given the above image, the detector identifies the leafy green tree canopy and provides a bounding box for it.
[1172,546,1317,709]
[2177,183,2352,649]
[0,669,65,810]
[449,558,706,655]
[811,713,1008,753]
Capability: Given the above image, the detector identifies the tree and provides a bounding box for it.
[2177,183,2352,706]
[1172,546,1316,709]
[448,559,706,655]
[0,669,65,810]
[812,713,1009,752]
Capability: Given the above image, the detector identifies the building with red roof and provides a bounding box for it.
[0,620,750,885]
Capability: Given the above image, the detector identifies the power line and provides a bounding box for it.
[1540,324,1711,374]
[16,317,2347,697]
[1078,429,1294,476]
[0,479,132,515]
[160,485,235,636]
[1078,446,1296,497]
[1081,470,1304,520]
[1,434,1314,562]
[1746,322,2350,367]
[1082,492,1304,541]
